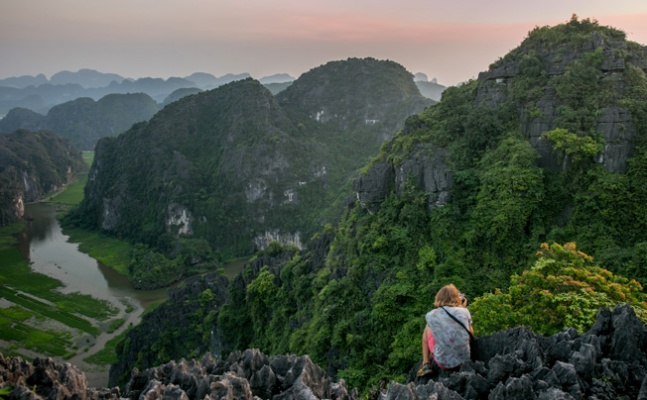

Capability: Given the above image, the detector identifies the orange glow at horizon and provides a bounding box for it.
[2,1,647,86]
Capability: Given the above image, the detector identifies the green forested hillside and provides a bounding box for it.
[0,130,86,225]
[107,17,647,392]
[67,58,431,288]
[215,17,647,388]
[0,93,159,150]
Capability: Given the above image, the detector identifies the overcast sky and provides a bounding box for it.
[2,0,647,86]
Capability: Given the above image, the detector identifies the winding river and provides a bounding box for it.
[16,202,173,387]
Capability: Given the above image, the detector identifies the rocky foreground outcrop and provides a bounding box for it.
[2,304,647,399]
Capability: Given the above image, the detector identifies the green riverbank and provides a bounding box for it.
[0,230,120,359]
[0,151,132,362]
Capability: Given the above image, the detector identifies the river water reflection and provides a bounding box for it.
[16,202,173,386]
[19,202,171,308]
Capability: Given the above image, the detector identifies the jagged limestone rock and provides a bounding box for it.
[2,305,647,399]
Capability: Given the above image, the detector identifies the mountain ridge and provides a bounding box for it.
[0,93,160,150]
[69,59,432,282]
[121,16,647,392]
[0,68,443,117]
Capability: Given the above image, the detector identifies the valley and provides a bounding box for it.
[0,156,172,386]
[0,164,249,386]
[2,17,647,398]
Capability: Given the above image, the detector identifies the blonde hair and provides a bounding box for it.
[434,284,463,307]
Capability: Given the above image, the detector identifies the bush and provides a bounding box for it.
[470,242,647,335]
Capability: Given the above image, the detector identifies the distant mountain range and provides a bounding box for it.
[0,69,297,90]
[0,68,444,116]
[0,93,160,150]
[0,70,250,115]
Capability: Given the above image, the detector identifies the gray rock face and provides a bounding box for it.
[523,93,637,173]
[477,31,645,174]
[355,135,452,212]
[0,167,25,224]
[0,130,85,226]
[394,144,452,209]
[123,349,356,400]
[0,355,117,400]
[598,107,637,173]
[354,161,395,212]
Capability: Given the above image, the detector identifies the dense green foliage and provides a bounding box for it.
[470,242,647,335]
[110,18,647,394]
[0,130,86,225]
[373,16,647,289]
[65,59,431,284]
[218,184,469,387]
[214,18,647,391]
[110,273,227,386]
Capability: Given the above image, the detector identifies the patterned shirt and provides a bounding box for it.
[426,306,472,369]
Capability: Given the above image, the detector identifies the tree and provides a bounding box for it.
[542,128,602,165]
[470,242,647,335]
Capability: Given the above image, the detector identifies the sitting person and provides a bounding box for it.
[418,283,473,376]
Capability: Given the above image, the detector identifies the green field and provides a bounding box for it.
[47,151,93,206]
[48,178,87,205]
[63,227,133,276]
[0,222,24,247]
[0,150,126,359]
[0,245,123,356]
[0,305,76,359]
[84,331,125,365]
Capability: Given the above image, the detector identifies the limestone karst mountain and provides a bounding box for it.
[6,16,647,398]
[0,130,86,225]
[0,93,160,150]
[112,17,647,392]
[69,58,431,284]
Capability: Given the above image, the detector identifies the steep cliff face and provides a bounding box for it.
[0,93,159,150]
[355,117,452,212]
[356,18,647,210]
[0,130,86,225]
[75,58,431,260]
[477,26,647,174]
[80,78,323,258]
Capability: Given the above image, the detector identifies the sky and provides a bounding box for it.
[2,0,647,87]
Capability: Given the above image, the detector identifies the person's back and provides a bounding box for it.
[426,306,471,369]
[418,284,473,376]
